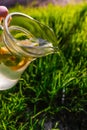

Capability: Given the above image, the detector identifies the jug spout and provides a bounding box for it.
[16,37,58,57]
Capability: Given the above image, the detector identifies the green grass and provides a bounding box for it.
[0,3,87,129]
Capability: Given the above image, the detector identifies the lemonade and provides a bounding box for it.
[0,45,33,90]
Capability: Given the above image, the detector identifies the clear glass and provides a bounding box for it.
[0,12,58,90]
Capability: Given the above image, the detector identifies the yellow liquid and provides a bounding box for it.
[0,46,33,90]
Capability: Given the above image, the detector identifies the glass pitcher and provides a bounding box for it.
[0,12,58,90]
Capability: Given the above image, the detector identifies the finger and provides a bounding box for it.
[0,6,8,18]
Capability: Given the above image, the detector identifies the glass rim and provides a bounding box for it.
[3,12,58,57]
[4,12,35,40]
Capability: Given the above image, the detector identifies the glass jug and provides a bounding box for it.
[0,12,57,90]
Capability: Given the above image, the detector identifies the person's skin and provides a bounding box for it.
[0,6,8,22]
[0,6,8,41]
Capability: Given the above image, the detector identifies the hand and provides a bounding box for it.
[0,6,8,22]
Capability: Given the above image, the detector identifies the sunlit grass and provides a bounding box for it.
[0,3,87,129]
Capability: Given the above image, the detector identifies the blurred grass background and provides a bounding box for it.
[0,2,87,129]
